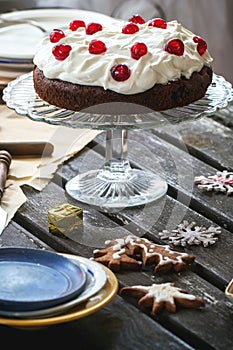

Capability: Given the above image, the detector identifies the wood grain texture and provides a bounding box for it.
[2,113,233,349]
[14,180,233,350]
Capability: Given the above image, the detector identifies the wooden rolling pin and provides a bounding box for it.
[0,150,12,201]
[0,142,54,157]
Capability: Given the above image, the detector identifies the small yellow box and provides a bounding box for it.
[48,203,83,238]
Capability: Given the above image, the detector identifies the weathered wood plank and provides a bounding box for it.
[15,183,132,254]
[110,195,233,288]
[13,182,233,350]
[16,176,233,286]
[53,142,233,285]
[3,196,196,349]
[117,269,233,350]
[0,221,50,250]
[152,116,233,170]
[122,130,233,232]
[0,295,194,350]
[5,125,233,350]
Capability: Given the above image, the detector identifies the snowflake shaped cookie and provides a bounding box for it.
[120,282,205,314]
[159,220,221,247]
[194,170,233,195]
[92,235,195,273]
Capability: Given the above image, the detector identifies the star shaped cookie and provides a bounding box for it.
[120,282,205,314]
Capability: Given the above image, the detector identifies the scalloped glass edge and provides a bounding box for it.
[3,71,232,130]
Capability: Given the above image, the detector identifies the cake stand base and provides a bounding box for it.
[66,129,167,208]
[65,166,167,209]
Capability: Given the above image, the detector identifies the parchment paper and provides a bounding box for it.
[0,105,101,225]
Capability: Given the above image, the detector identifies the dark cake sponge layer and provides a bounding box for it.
[33,65,213,112]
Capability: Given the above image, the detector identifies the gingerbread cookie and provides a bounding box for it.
[120,282,205,314]
[92,237,142,272]
[92,235,195,273]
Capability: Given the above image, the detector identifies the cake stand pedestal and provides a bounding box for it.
[65,128,167,208]
[2,72,232,209]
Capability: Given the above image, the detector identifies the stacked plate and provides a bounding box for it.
[0,8,119,88]
[0,247,118,329]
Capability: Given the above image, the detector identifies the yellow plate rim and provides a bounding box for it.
[0,258,118,328]
[225,278,233,298]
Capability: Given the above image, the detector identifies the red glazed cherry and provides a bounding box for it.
[148,18,167,29]
[193,36,200,43]
[52,44,72,60]
[69,20,86,31]
[165,39,184,56]
[110,64,131,81]
[122,23,139,34]
[50,29,65,43]
[89,39,107,54]
[131,42,148,60]
[128,14,145,24]
[193,36,207,56]
[86,22,102,35]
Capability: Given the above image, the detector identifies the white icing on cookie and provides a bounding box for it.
[128,283,197,303]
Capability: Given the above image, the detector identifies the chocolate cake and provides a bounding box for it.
[33,15,213,112]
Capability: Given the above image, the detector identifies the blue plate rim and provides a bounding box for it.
[0,247,87,311]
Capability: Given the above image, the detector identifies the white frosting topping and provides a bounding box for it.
[33,19,213,95]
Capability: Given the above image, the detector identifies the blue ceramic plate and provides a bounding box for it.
[0,248,87,311]
[0,255,107,319]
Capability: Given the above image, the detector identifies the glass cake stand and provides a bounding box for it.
[3,72,232,209]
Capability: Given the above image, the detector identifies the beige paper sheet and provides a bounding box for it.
[0,105,101,226]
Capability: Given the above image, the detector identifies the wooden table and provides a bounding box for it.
[0,90,232,349]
